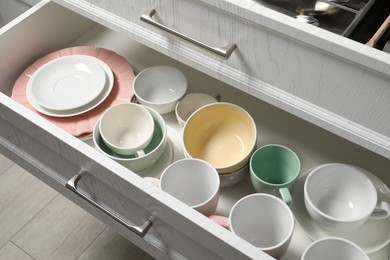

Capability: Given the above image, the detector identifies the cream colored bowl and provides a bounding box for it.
[183,102,257,174]
[93,106,167,172]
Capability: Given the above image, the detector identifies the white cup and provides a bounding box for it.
[158,158,220,216]
[210,193,294,259]
[99,103,154,157]
[175,92,219,126]
[302,237,369,260]
[304,163,390,231]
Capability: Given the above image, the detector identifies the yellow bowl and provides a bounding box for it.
[183,102,257,174]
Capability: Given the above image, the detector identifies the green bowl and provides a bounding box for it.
[93,106,167,171]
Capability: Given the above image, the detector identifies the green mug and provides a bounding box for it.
[250,144,300,206]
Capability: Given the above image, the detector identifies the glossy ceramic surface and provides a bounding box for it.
[292,166,390,254]
[304,163,380,231]
[93,106,167,172]
[28,55,106,111]
[99,103,154,156]
[229,193,294,259]
[302,237,369,260]
[250,144,301,206]
[183,102,257,174]
[160,158,220,216]
[12,46,135,136]
[175,92,218,126]
[134,66,187,114]
[24,55,114,117]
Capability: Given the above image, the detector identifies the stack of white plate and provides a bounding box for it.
[26,55,114,117]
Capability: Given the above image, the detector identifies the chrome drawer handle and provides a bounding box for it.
[66,173,153,238]
[140,8,236,59]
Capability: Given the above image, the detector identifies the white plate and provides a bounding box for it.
[28,55,107,111]
[292,165,390,254]
[26,55,114,117]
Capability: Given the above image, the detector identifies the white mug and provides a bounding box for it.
[304,163,390,231]
[302,237,369,260]
[148,158,220,216]
[210,193,294,259]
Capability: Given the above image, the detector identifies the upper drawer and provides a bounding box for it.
[60,0,390,159]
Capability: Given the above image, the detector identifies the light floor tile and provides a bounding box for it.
[0,153,13,175]
[78,227,154,260]
[0,241,34,260]
[12,194,106,260]
[0,164,57,247]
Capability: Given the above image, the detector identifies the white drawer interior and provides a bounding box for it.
[0,1,389,260]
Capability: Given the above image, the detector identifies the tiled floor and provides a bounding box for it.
[0,153,155,260]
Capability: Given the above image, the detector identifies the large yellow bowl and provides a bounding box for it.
[183,102,257,174]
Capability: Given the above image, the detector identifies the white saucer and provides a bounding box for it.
[29,55,106,111]
[136,126,184,178]
[26,55,114,117]
[292,165,390,254]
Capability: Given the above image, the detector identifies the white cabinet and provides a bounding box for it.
[0,1,389,259]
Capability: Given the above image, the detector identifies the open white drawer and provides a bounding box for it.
[0,1,389,259]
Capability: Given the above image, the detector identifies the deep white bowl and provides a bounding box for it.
[134,66,188,114]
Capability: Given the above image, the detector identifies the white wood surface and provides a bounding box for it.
[56,0,390,159]
[0,1,389,259]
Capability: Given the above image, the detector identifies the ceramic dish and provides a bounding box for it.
[93,106,168,172]
[12,46,135,136]
[292,166,390,254]
[28,55,107,111]
[25,55,114,117]
[219,163,249,188]
[83,126,181,178]
[137,126,184,178]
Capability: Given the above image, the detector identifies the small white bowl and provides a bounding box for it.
[99,103,154,156]
[134,66,188,114]
[175,92,219,126]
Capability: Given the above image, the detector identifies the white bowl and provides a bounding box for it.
[134,66,188,114]
[175,92,219,126]
[93,106,167,172]
[99,103,154,156]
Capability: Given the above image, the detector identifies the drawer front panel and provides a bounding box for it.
[0,94,267,260]
[60,0,390,159]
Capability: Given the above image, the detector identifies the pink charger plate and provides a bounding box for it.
[11,46,135,137]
